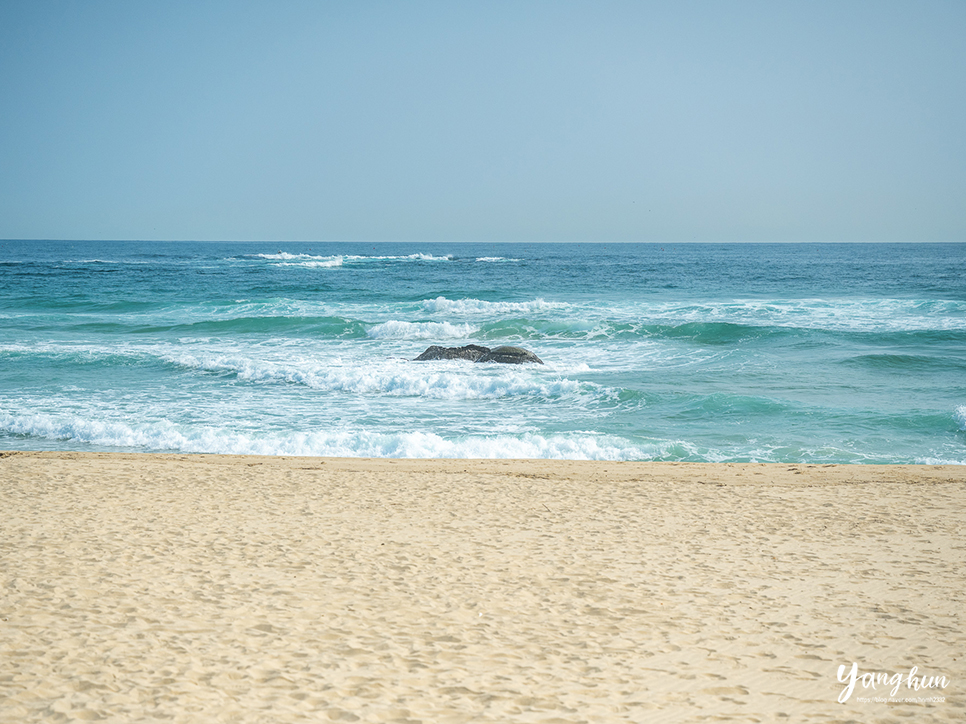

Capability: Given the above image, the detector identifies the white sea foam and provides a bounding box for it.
[0,413,649,460]
[341,253,452,262]
[421,297,565,315]
[64,259,153,265]
[631,298,966,333]
[386,253,451,262]
[366,320,479,339]
[955,405,966,431]
[253,252,326,261]
[1,413,182,450]
[0,341,147,361]
[475,257,521,262]
[8,408,964,463]
[916,455,966,465]
[277,257,344,268]
[253,252,451,263]
[253,253,345,268]
[4,340,588,399]
[161,352,588,400]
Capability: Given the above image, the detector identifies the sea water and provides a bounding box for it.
[1,240,964,463]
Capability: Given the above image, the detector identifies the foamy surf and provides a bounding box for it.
[0,412,652,460]
[366,320,480,339]
[421,297,566,315]
[3,241,964,464]
[251,252,452,263]
[160,352,592,400]
[277,258,345,268]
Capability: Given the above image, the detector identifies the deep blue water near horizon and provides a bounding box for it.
[1,240,964,464]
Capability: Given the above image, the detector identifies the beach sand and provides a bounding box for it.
[1,452,963,723]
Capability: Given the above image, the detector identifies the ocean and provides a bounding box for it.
[1,240,964,464]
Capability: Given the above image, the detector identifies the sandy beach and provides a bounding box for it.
[1,452,963,723]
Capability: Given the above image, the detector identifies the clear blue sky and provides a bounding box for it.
[1,0,964,242]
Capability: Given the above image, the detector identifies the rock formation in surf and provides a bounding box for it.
[415,344,543,365]
[414,344,490,362]
[477,346,544,364]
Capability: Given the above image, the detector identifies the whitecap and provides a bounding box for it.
[254,252,344,266]
[397,253,452,262]
[341,253,452,262]
[366,320,478,339]
[252,252,321,260]
[420,297,565,315]
[277,257,344,268]
[631,298,966,333]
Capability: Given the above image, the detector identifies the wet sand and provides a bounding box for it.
[1,452,963,722]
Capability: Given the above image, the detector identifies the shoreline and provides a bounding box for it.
[2,451,964,722]
[2,448,964,476]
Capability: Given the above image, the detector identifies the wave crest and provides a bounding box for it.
[366,320,478,339]
[0,413,649,460]
[252,252,451,264]
[421,297,564,315]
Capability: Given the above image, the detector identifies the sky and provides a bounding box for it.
[1,0,964,242]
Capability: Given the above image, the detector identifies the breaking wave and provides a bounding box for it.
[421,297,566,315]
[161,352,590,400]
[251,252,452,264]
[366,320,479,339]
[0,413,651,460]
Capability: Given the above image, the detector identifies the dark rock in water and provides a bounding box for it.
[414,344,490,362]
[477,345,544,365]
[414,344,544,365]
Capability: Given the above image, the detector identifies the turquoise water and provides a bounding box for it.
[1,240,964,463]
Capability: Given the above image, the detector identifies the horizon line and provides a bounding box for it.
[3,238,964,244]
